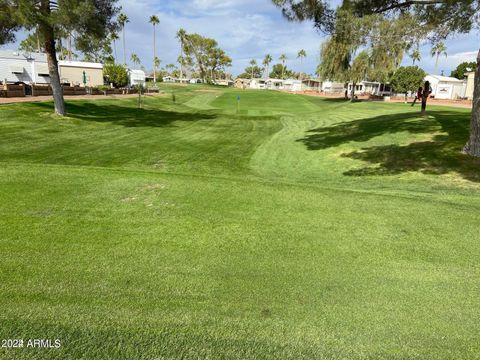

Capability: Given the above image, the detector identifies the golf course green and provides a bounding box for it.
[1,84,479,359]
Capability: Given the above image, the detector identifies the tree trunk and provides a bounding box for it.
[39,0,65,116]
[350,82,356,102]
[153,25,156,84]
[421,80,430,116]
[463,49,480,157]
[123,27,126,65]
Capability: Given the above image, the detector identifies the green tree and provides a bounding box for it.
[279,54,288,79]
[249,59,257,79]
[431,42,447,74]
[176,28,187,82]
[263,54,273,79]
[118,13,129,66]
[270,63,294,79]
[149,15,160,83]
[349,50,370,100]
[181,31,231,83]
[410,48,421,65]
[104,63,129,88]
[390,66,427,101]
[110,32,119,63]
[272,0,480,156]
[131,53,141,67]
[238,65,263,79]
[451,61,477,79]
[0,0,119,115]
[297,49,307,66]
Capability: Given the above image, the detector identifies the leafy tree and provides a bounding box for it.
[410,48,421,65]
[249,59,257,79]
[269,63,294,79]
[431,42,447,74]
[79,37,113,63]
[149,15,160,83]
[176,28,187,82]
[0,0,119,115]
[349,50,370,100]
[279,54,288,79]
[238,65,263,79]
[297,49,307,64]
[181,31,231,83]
[19,31,43,53]
[390,66,427,101]
[131,53,141,67]
[103,63,128,88]
[118,13,129,65]
[110,32,119,62]
[451,61,477,79]
[263,54,273,79]
[272,0,480,157]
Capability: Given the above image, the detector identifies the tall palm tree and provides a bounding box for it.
[149,15,160,83]
[430,42,447,74]
[263,54,272,79]
[118,13,129,65]
[131,53,141,67]
[176,28,187,83]
[110,32,119,63]
[410,48,421,65]
[279,53,288,79]
[297,49,307,64]
[249,59,257,79]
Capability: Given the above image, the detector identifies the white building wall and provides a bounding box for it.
[0,51,50,84]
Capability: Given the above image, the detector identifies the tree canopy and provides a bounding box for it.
[179,31,232,82]
[390,66,427,95]
[451,61,477,79]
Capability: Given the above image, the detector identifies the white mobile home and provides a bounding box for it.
[163,76,177,83]
[129,69,146,86]
[250,78,266,89]
[0,50,50,84]
[464,72,475,100]
[266,79,284,90]
[283,79,303,92]
[321,81,345,93]
[425,75,466,100]
[347,81,391,96]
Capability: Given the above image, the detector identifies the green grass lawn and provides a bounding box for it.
[1,84,480,359]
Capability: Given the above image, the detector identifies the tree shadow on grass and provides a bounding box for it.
[30,101,217,128]
[298,110,480,182]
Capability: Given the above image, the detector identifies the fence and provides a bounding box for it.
[1,84,145,98]
[1,84,25,98]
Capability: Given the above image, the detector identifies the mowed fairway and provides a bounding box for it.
[1,85,480,359]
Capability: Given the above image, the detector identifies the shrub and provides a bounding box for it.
[103,64,129,88]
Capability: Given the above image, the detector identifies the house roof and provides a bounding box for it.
[427,74,464,83]
[0,49,47,62]
[59,60,103,69]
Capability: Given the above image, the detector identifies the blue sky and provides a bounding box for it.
[3,0,479,76]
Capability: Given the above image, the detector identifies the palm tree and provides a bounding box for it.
[149,15,160,83]
[131,53,141,67]
[263,54,272,79]
[249,59,257,79]
[176,28,187,82]
[110,32,119,63]
[279,53,288,79]
[410,48,421,65]
[297,49,307,64]
[118,13,129,65]
[430,42,447,74]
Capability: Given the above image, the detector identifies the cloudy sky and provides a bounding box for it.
[4,0,480,76]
